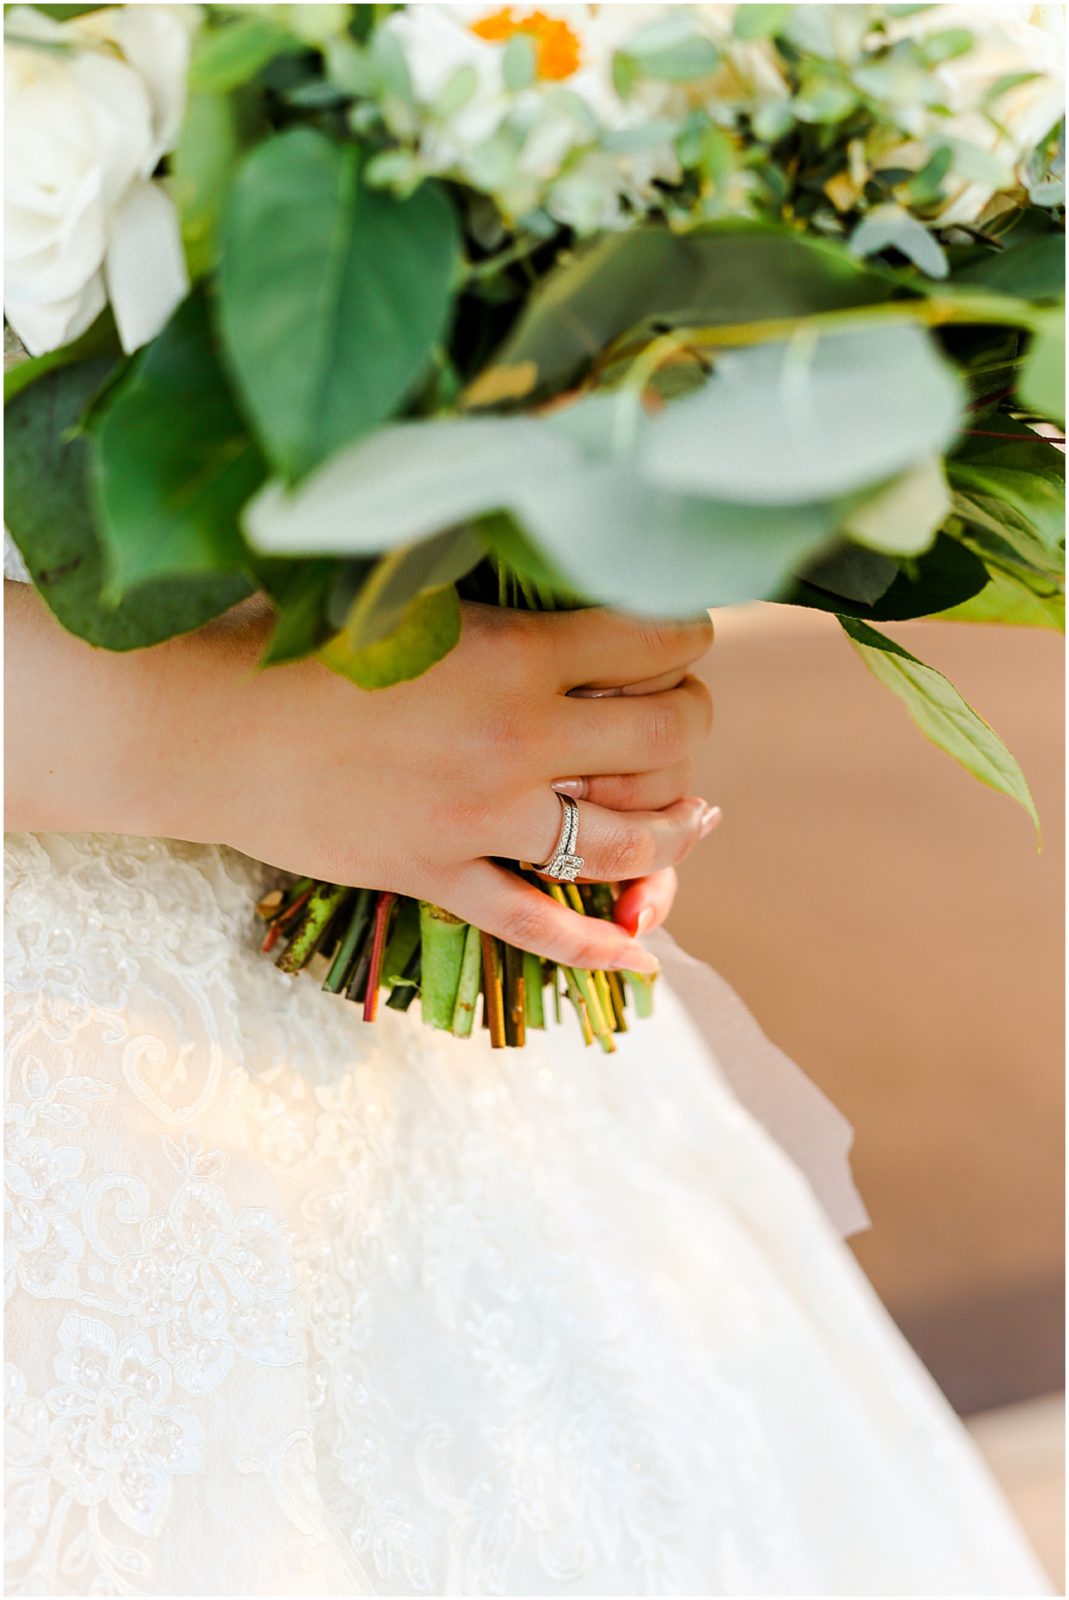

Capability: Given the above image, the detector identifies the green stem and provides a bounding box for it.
[451,924,483,1037]
[323,889,374,994]
[522,951,545,1029]
[606,970,629,1031]
[625,971,657,1019]
[503,942,526,1048]
[419,902,469,1029]
[386,949,422,1011]
[381,897,421,986]
[561,966,594,1046]
[570,965,615,1053]
[276,883,349,974]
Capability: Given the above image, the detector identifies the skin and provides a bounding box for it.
[5,584,720,973]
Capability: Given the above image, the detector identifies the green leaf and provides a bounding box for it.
[792,533,988,620]
[219,128,460,479]
[337,527,483,652]
[951,233,1065,300]
[936,566,1064,629]
[733,5,789,41]
[1018,313,1065,423]
[840,456,950,556]
[28,4,103,15]
[474,511,576,596]
[640,324,964,504]
[92,293,265,595]
[840,616,1039,836]
[188,15,300,93]
[482,221,897,399]
[796,545,900,606]
[5,360,249,648]
[253,556,342,666]
[948,418,1065,570]
[173,88,256,280]
[321,583,461,689]
[920,27,974,64]
[3,310,119,405]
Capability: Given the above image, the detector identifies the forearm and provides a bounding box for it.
[3,581,265,840]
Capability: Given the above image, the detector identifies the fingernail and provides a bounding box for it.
[699,803,722,839]
[636,906,655,936]
[609,950,659,975]
[551,777,587,798]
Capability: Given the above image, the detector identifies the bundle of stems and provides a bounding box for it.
[255,872,655,1050]
[254,561,655,1048]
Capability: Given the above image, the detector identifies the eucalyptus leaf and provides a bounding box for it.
[245,415,573,556]
[219,128,460,480]
[244,400,838,616]
[640,324,964,505]
[92,293,265,595]
[849,204,948,279]
[5,360,249,648]
[510,470,839,614]
[622,17,719,81]
[503,32,536,91]
[840,616,1039,836]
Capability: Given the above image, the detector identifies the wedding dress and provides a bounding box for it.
[4,814,1052,1598]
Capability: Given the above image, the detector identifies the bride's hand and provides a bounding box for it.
[6,587,717,971]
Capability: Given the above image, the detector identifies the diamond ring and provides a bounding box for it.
[533,793,585,883]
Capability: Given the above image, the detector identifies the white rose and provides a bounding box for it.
[884,3,1064,225]
[4,4,199,357]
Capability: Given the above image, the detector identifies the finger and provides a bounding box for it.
[551,758,695,813]
[504,794,715,883]
[539,610,713,692]
[444,861,659,973]
[558,675,713,776]
[614,868,680,937]
[568,666,688,699]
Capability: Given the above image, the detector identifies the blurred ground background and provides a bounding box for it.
[670,605,1063,1586]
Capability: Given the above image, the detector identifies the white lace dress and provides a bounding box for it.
[4,822,1052,1598]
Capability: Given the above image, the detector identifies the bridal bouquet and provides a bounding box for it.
[5,2,1065,1047]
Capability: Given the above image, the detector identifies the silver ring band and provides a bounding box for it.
[534,793,585,883]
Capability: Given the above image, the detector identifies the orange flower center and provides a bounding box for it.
[470,7,582,81]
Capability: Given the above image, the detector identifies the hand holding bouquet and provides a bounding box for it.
[5,2,1064,1046]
